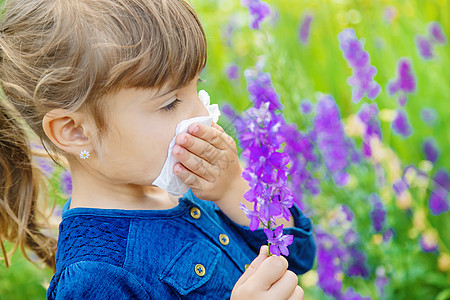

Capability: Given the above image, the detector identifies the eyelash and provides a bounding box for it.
[160,78,203,112]
[161,99,181,112]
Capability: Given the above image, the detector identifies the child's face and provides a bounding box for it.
[91,76,210,186]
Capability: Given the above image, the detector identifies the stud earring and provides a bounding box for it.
[79,150,90,159]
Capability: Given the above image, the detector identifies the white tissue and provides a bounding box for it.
[152,90,221,195]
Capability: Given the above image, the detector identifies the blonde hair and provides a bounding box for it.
[0,0,206,269]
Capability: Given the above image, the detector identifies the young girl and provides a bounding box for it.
[0,0,315,299]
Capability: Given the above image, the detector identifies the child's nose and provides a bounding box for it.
[189,97,210,119]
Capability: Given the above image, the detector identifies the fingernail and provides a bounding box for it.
[191,125,199,134]
[181,136,187,144]
[175,145,184,155]
[174,164,182,174]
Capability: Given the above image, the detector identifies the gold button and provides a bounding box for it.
[244,264,250,270]
[190,207,201,219]
[194,264,205,277]
[219,234,229,246]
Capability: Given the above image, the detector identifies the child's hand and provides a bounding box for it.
[173,122,243,201]
[231,246,304,300]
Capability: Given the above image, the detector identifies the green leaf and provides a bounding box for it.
[436,289,450,300]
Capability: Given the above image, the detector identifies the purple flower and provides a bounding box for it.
[241,0,271,30]
[402,165,427,188]
[346,245,370,278]
[434,169,450,191]
[342,287,371,300]
[35,157,55,178]
[341,205,354,222]
[420,107,437,125]
[313,95,350,186]
[370,194,386,233]
[428,169,449,216]
[383,228,395,243]
[226,64,239,80]
[299,99,313,114]
[52,205,63,218]
[428,21,447,44]
[428,190,449,216]
[315,228,345,298]
[222,22,235,47]
[384,6,397,24]
[416,35,434,60]
[398,94,407,107]
[420,232,438,252]
[423,138,439,163]
[240,203,260,231]
[346,139,361,164]
[338,28,381,102]
[387,58,416,106]
[230,67,300,256]
[280,123,319,209]
[357,103,382,158]
[343,228,359,245]
[298,13,313,45]
[60,170,72,196]
[264,225,294,256]
[392,109,412,138]
[221,104,239,121]
[392,179,407,196]
[245,70,283,111]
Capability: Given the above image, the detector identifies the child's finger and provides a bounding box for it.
[175,132,223,165]
[247,254,289,290]
[173,162,210,189]
[173,146,216,182]
[211,122,225,133]
[188,123,231,151]
[267,270,298,299]
[234,246,269,287]
[287,286,304,300]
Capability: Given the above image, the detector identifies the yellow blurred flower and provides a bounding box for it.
[372,234,383,245]
[438,253,450,272]
[418,160,433,174]
[347,174,358,190]
[370,137,387,163]
[333,257,340,265]
[413,209,426,232]
[370,137,402,182]
[344,114,365,137]
[379,109,397,122]
[300,270,318,287]
[420,229,438,250]
[403,166,417,186]
[408,227,419,239]
[346,9,361,24]
[336,11,348,26]
[334,272,344,281]
[396,191,412,210]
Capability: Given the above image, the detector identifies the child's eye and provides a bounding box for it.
[161,99,181,112]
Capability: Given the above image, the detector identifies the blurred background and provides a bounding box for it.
[1,0,449,299]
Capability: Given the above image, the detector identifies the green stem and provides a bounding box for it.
[267,219,273,257]
[257,216,274,256]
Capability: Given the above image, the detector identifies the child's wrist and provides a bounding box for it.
[213,174,252,226]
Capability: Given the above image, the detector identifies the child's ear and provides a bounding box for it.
[42,109,92,156]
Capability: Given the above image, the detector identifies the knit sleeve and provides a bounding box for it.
[220,204,316,275]
[47,261,150,300]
